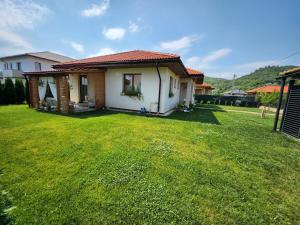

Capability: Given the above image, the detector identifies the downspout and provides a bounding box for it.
[155,62,162,114]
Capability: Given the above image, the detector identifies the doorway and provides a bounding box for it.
[79,75,88,102]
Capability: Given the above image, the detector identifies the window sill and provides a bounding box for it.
[121,92,142,97]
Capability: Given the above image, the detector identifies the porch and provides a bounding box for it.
[25,69,105,113]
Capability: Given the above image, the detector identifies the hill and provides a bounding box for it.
[205,65,296,94]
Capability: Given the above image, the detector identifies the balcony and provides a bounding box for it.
[2,69,23,78]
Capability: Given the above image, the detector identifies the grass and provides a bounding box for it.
[0,105,299,224]
[197,104,275,114]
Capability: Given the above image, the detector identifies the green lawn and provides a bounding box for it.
[0,105,299,224]
[197,104,275,114]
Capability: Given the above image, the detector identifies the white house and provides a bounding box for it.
[0,51,73,84]
[25,50,204,115]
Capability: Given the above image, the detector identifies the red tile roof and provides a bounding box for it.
[53,50,204,78]
[58,50,180,66]
[186,68,203,76]
[247,85,289,94]
[196,82,214,89]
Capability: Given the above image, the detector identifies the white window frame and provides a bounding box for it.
[35,62,42,71]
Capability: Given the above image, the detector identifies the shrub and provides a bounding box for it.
[256,92,279,107]
[4,78,15,104]
[0,83,4,105]
[15,79,25,104]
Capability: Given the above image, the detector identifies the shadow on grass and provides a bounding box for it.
[165,107,224,125]
[35,106,225,125]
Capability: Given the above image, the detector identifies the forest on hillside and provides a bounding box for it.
[205,66,296,94]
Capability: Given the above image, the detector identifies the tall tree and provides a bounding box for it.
[4,78,16,104]
[15,79,25,104]
[0,83,4,105]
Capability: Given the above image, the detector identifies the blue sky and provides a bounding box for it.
[0,0,299,78]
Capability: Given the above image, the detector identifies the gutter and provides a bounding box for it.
[155,62,162,113]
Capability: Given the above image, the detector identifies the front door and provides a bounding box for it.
[79,75,88,102]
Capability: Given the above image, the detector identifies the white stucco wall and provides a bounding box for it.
[69,67,194,114]
[159,68,181,113]
[105,67,161,112]
[0,55,58,80]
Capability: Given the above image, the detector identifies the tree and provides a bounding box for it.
[256,92,279,107]
[15,79,25,104]
[4,78,16,104]
[0,83,4,105]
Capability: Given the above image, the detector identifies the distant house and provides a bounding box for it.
[0,51,73,84]
[195,82,214,95]
[223,89,246,97]
[247,85,289,95]
[25,50,204,115]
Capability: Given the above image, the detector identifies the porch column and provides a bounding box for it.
[94,72,105,109]
[56,75,70,113]
[29,75,39,108]
[273,77,286,131]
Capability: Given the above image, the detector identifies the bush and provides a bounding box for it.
[3,78,15,104]
[15,79,25,104]
[256,92,279,107]
[0,83,4,105]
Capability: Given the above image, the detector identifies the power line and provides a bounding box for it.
[271,49,300,66]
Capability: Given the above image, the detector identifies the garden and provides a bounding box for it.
[0,105,299,224]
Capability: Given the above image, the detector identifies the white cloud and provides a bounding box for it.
[0,29,32,49]
[103,28,126,40]
[0,0,50,30]
[186,48,232,71]
[160,36,199,51]
[129,22,139,32]
[88,47,115,57]
[65,41,84,53]
[202,48,232,63]
[0,0,50,56]
[235,60,275,70]
[81,0,109,17]
[195,60,276,79]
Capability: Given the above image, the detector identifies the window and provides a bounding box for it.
[174,79,177,89]
[35,62,41,71]
[4,63,8,70]
[123,74,141,95]
[9,63,13,69]
[17,62,22,71]
[169,76,174,97]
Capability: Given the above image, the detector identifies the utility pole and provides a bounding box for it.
[232,74,237,90]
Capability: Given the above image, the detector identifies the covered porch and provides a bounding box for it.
[179,78,196,105]
[24,69,105,113]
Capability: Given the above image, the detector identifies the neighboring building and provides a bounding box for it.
[25,50,204,115]
[246,85,289,95]
[0,51,73,84]
[223,89,246,97]
[195,82,214,95]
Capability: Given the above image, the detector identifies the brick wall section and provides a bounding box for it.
[56,75,70,113]
[29,75,39,108]
[94,72,105,109]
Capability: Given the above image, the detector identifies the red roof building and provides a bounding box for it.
[247,85,289,95]
[195,82,214,95]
